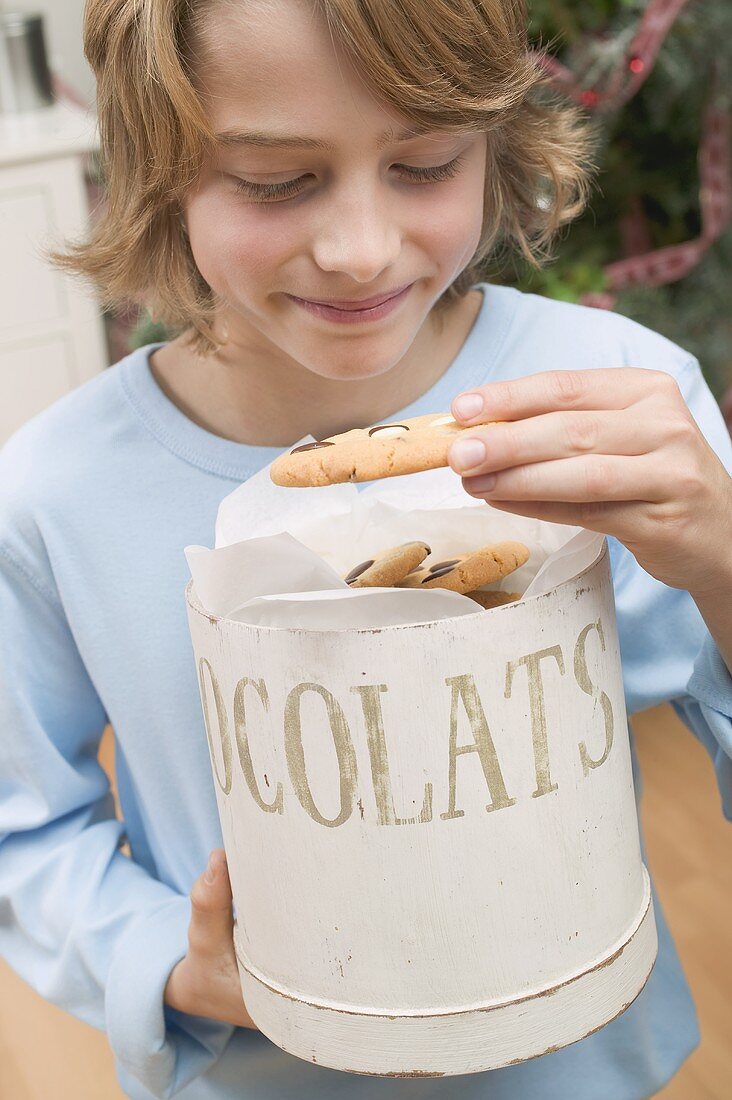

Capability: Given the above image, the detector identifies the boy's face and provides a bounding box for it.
[186,0,487,378]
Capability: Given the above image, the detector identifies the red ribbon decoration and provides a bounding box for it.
[533,0,731,303]
[534,0,692,111]
[593,82,731,299]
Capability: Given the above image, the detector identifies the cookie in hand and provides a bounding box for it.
[270,413,498,487]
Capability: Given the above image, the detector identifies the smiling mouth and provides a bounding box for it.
[292,284,413,311]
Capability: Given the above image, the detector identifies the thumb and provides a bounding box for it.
[189,849,234,948]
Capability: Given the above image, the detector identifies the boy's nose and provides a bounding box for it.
[311,191,402,282]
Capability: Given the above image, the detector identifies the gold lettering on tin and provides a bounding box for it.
[440,674,515,820]
[284,683,358,828]
[233,677,283,814]
[504,646,565,799]
[198,657,232,795]
[351,684,433,825]
[575,620,614,775]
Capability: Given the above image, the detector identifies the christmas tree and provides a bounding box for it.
[506,0,732,400]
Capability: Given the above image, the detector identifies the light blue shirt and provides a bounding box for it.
[1,285,731,1100]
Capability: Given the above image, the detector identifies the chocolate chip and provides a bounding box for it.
[368,424,410,436]
[428,559,460,574]
[422,567,457,585]
[345,560,375,583]
[290,440,336,454]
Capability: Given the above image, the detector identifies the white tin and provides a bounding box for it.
[185,540,657,1076]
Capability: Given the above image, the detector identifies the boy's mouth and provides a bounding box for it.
[292,283,413,312]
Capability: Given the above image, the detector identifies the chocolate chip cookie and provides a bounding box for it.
[397,542,529,593]
[343,541,431,588]
[270,412,497,487]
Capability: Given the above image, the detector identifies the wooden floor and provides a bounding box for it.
[0,706,730,1099]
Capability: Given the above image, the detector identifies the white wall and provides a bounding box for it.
[2,0,95,106]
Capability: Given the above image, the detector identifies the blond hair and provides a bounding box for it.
[52,0,594,357]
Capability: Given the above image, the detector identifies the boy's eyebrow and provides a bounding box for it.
[215,123,437,152]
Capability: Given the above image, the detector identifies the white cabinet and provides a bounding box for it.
[0,101,108,444]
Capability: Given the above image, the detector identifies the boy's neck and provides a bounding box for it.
[148,289,483,447]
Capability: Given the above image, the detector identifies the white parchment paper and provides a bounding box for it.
[185,450,604,629]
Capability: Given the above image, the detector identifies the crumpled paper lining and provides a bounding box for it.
[185,459,604,629]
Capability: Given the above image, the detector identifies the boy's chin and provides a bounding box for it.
[295,334,414,382]
[299,352,405,383]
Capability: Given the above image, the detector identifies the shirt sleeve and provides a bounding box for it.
[674,634,732,821]
[0,544,234,1099]
[612,356,732,822]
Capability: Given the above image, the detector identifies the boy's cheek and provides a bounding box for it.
[419,168,487,271]
[186,209,287,297]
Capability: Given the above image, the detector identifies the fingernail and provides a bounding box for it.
[204,853,218,885]
[467,473,497,492]
[453,393,484,420]
[450,438,487,472]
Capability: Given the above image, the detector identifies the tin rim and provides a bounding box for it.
[185,537,609,635]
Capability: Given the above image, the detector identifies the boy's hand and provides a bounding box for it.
[447,368,732,599]
[164,849,258,1029]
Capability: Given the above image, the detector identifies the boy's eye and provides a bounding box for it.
[233,153,467,203]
